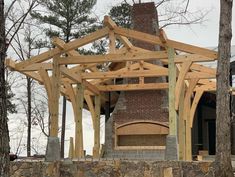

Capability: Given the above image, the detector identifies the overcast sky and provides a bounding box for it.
[94,0,235,47]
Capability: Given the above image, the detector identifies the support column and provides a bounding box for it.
[93,95,101,158]
[165,47,178,160]
[45,55,61,161]
[178,84,186,160]
[68,137,74,159]
[184,79,199,161]
[75,83,84,159]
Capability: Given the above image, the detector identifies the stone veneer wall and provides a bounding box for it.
[10,160,213,177]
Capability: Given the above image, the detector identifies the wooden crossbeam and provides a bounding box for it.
[58,51,168,65]
[15,27,109,69]
[194,85,216,92]
[81,69,168,79]
[190,64,216,75]
[113,26,217,59]
[60,66,100,95]
[91,62,140,85]
[185,72,215,79]
[98,83,168,91]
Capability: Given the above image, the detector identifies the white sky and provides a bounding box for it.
[8,0,235,157]
[94,0,235,47]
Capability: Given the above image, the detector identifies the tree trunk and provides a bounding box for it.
[60,96,66,158]
[214,0,233,176]
[26,77,31,157]
[0,0,10,176]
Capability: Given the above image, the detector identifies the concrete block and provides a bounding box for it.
[45,136,61,162]
[165,135,179,160]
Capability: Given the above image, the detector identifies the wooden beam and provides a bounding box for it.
[20,63,53,71]
[93,95,101,158]
[175,61,192,110]
[84,94,95,127]
[58,51,168,65]
[68,137,74,159]
[142,62,168,72]
[185,72,215,79]
[161,54,215,63]
[190,64,216,75]
[178,83,186,160]
[81,69,168,80]
[90,62,140,85]
[50,55,61,137]
[184,79,199,161]
[168,47,177,136]
[116,35,133,50]
[74,83,84,158]
[63,82,77,122]
[159,29,168,44]
[98,83,169,92]
[114,26,217,58]
[60,66,100,95]
[38,69,52,112]
[190,90,204,127]
[15,27,109,69]
[109,30,116,53]
[194,85,216,92]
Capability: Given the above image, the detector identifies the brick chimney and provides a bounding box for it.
[104,2,168,160]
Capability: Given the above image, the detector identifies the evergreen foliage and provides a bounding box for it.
[31,0,98,42]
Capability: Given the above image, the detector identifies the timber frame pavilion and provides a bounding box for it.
[6,16,235,161]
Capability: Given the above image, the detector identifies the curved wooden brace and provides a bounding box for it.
[38,69,52,105]
[63,82,77,122]
[175,61,192,110]
[183,78,199,161]
[183,78,199,120]
[84,94,95,128]
[190,90,204,128]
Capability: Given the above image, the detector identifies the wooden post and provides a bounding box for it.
[185,101,192,161]
[93,94,101,158]
[184,79,199,161]
[74,83,84,158]
[167,47,177,136]
[109,30,116,53]
[178,83,186,160]
[50,55,61,137]
[68,137,74,159]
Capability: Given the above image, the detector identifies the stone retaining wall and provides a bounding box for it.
[10,160,212,177]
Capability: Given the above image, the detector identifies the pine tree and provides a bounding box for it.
[31,0,98,158]
[31,0,97,42]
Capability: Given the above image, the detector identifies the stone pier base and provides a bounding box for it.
[45,137,61,162]
[165,135,179,160]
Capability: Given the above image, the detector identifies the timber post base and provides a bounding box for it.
[165,135,179,160]
[93,147,100,159]
[45,136,61,162]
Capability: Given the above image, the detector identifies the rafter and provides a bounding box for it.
[15,27,110,69]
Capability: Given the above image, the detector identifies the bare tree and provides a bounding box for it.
[0,0,10,176]
[8,20,48,156]
[213,0,234,176]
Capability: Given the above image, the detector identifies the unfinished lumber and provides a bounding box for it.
[93,95,101,158]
